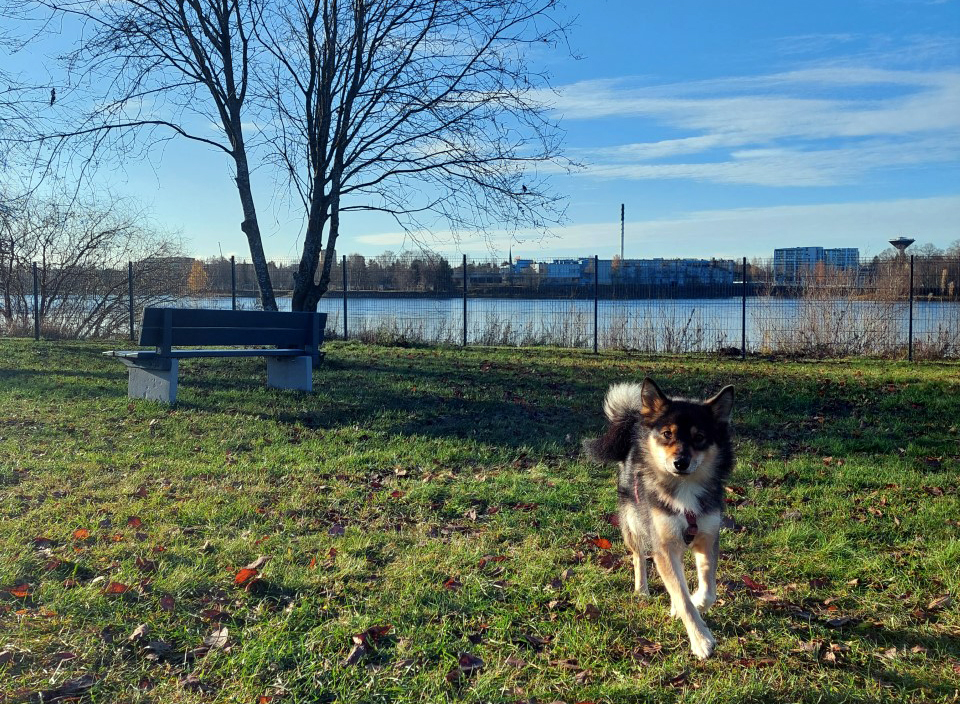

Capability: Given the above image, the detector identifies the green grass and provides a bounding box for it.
[1,338,958,703]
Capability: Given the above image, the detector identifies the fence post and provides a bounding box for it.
[342,254,348,341]
[593,254,599,354]
[741,257,747,360]
[462,254,467,347]
[32,261,40,341]
[908,254,914,362]
[128,261,135,341]
[231,255,237,310]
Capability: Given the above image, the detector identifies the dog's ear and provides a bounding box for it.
[706,385,734,424]
[584,417,637,463]
[640,377,669,419]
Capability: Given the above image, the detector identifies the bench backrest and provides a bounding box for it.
[139,307,326,361]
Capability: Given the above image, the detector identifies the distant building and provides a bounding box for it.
[773,246,859,285]
[536,257,735,287]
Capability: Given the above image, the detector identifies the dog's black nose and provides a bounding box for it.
[673,457,690,472]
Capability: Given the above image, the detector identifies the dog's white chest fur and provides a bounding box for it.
[662,478,706,515]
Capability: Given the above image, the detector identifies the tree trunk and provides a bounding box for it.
[290,192,327,312]
[234,151,278,311]
[309,199,340,311]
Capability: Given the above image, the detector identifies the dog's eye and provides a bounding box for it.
[693,433,706,444]
[661,430,673,440]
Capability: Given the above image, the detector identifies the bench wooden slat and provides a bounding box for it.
[140,308,317,336]
[105,348,310,360]
[139,326,314,348]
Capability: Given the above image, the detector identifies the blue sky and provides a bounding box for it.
[7,0,960,261]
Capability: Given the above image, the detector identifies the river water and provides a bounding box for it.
[194,295,959,354]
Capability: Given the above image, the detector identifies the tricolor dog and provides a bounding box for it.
[585,378,735,659]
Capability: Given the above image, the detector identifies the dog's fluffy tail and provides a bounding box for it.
[602,382,644,424]
[584,383,644,464]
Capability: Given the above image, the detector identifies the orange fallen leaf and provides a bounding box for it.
[127,516,143,528]
[9,584,31,598]
[234,568,258,586]
[590,537,612,550]
[104,582,130,595]
[73,528,90,539]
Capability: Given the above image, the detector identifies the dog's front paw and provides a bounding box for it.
[689,628,716,660]
[691,590,716,612]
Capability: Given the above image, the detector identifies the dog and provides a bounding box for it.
[585,377,734,659]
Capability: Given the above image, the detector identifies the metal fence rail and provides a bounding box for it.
[3,253,959,359]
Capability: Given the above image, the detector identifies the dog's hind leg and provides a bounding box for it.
[652,548,715,659]
[691,531,719,612]
[632,552,649,595]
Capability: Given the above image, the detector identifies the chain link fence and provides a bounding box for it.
[3,252,958,359]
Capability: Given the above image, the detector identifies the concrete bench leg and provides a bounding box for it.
[127,360,179,403]
[266,356,312,392]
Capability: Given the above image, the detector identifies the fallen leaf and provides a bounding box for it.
[742,575,768,594]
[128,623,150,642]
[135,557,157,573]
[928,594,952,611]
[127,516,143,528]
[159,594,175,612]
[180,673,214,693]
[578,603,601,621]
[505,655,527,667]
[234,568,258,586]
[244,556,269,571]
[446,652,485,682]
[328,524,345,536]
[32,674,96,701]
[597,553,622,570]
[477,555,507,569]
[443,577,462,591]
[589,537,612,550]
[72,528,90,539]
[204,626,229,650]
[824,616,856,628]
[104,581,130,595]
[8,584,31,598]
[518,632,551,650]
[47,652,77,664]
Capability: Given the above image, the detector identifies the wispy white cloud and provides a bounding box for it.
[547,61,960,187]
[352,195,960,259]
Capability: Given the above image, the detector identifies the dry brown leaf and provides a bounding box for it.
[203,626,229,650]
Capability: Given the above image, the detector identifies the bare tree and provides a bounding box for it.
[1,193,183,338]
[13,0,279,309]
[256,0,568,310]
[13,0,569,311]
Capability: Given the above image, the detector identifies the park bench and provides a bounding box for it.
[104,307,326,404]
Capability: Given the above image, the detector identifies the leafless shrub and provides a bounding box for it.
[752,264,911,357]
[0,194,182,339]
